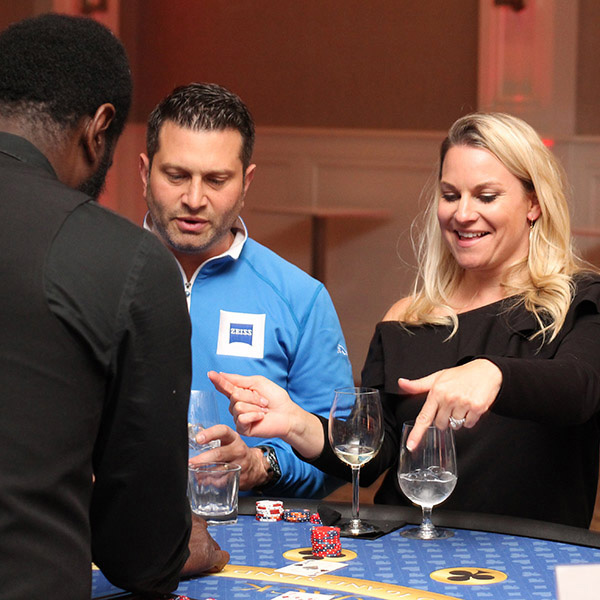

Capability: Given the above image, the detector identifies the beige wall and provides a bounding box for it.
[0,1,36,29]
[576,0,600,134]
[121,0,479,130]
[4,1,600,374]
[2,2,600,133]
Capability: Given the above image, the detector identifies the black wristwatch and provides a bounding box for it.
[255,445,281,490]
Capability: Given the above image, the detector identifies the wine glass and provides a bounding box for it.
[397,421,457,539]
[329,386,384,535]
[188,390,221,458]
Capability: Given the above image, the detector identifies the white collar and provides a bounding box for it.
[143,213,248,281]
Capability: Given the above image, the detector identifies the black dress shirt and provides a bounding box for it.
[0,132,193,599]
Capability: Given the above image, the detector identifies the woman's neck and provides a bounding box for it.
[448,271,517,313]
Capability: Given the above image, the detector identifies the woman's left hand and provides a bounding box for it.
[398,358,502,451]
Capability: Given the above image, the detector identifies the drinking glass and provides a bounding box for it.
[397,421,457,539]
[188,390,221,457]
[188,462,241,525]
[329,387,383,535]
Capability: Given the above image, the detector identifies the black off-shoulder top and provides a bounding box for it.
[309,274,600,527]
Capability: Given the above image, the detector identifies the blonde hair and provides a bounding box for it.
[403,112,591,343]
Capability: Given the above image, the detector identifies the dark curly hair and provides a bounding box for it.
[146,83,255,170]
[0,13,132,142]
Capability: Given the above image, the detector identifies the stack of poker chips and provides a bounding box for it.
[255,500,284,521]
[282,508,311,522]
[310,526,342,558]
[309,512,322,525]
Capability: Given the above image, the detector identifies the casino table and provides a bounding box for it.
[92,497,600,600]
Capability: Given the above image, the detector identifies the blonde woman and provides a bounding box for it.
[210,113,600,527]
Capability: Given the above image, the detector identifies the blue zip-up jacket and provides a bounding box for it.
[181,221,353,498]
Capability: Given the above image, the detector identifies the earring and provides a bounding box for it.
[528,219,535,230]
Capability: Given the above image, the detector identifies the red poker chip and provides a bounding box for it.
[311,526,339,535]
[312,540,340,548]
[312,542,340,547]
[311,525,341,557]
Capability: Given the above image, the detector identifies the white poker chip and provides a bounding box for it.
[256,500,284,521]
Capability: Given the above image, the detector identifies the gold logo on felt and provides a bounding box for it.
[431,567,507,585]
[216,565,464,600]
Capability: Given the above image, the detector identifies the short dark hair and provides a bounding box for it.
[0,13,132,142]
[146,83,255,170]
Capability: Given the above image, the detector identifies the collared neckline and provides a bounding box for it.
[143,213,248,283]
[0,131,57,177]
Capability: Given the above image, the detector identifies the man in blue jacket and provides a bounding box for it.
[140,82,353,497]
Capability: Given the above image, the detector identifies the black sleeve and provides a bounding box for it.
[46,203,193,593]
[90,232,193,593]
[488,296,600,425]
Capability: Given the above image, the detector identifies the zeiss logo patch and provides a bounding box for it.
[217,310,266,358]
[230,324,253,345]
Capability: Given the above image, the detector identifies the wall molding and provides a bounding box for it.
[104,125,600,379]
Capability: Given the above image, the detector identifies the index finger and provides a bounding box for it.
[208,371,266,403]
[208,370,235,397]
[209,371,267,412]
[406,399,438,451]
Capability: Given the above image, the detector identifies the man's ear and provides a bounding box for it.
[240,164,256,211]
[243,163,256,196]
[82,103,116,167]
[139,153,150,197]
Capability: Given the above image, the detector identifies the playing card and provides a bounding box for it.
[275,559,348,577]
[271,592,336,600]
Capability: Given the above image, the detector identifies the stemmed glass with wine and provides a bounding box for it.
[397,421,457,539]
[329,387,384,535]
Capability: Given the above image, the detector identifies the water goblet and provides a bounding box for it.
[397,421,457,539]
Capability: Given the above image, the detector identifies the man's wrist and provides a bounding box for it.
[254,445,281,491]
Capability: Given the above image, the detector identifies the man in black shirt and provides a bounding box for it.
[0,14,227,600]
